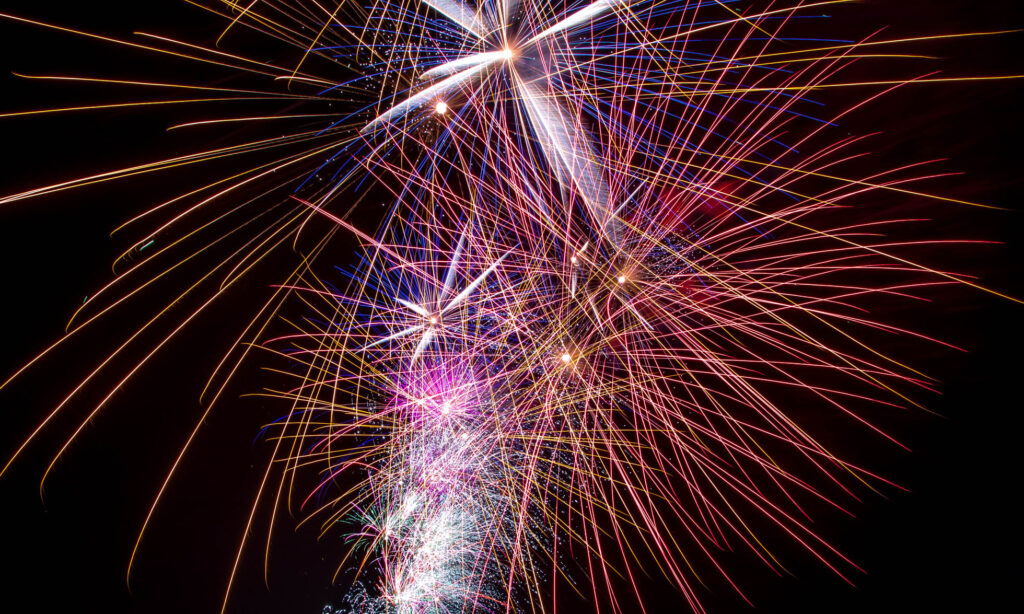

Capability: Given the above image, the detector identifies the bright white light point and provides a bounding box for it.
[617,275,627,284]
[429,316,438,324]
[460,433,468,439]
[441,401,451,414]
[435,101,448,114]
[570,255,578,264]
[560,352,572,363]
[503,46,514,59]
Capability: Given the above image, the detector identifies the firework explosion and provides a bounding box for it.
[0,1,1020,613]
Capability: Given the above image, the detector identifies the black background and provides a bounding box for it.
[1,1,1022,612]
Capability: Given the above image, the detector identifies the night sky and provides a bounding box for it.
[1,2,1022,613]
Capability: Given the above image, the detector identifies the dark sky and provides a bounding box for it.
[0,2,1022,613]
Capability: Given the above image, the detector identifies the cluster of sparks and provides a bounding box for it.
[0,1,1017,613]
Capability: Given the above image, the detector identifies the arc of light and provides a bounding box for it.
[361,62,491,134]
[420,0,489,39]
[410,329,437,362]
[440,231,467,304]
[441,250,511,315]
[525,0,629,46]
[421,50,510,81]
[516,80,611,230]
[397,298,432,318]
[500,0,521,33]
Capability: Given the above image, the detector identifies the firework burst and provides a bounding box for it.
[1,1,1020,613]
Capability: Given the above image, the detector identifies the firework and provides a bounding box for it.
[1,1,1019,613]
